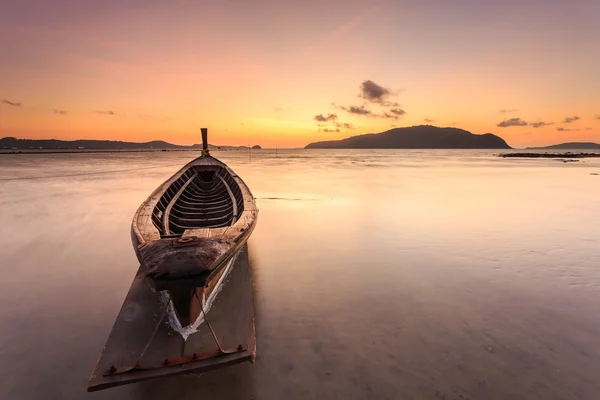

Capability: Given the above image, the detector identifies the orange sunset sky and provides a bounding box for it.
[1,0,599,148]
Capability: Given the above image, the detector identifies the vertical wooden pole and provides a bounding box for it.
[201,128,208,151]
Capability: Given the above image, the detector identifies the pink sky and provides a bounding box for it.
[1,0,599,147]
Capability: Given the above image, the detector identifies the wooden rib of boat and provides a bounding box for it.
[88,129,258,392]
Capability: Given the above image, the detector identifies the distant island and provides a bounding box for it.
[305,125,511,149]
[0,137,250,151]
[527,142,600,150]
[251,145,262,149]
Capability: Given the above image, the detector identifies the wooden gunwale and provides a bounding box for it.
[162,172,198,235]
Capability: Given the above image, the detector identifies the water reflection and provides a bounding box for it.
[0,150,599,399]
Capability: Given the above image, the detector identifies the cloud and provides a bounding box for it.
[274,107,284,112]
[314,113,338,122]
[54,109,67,115]
[381,108,406,119]
[424,118,436,123]
[336,104,404,119]
[2,99,21,107]
[499,109,518,114]
[563,116,580,123]
[340,105,372,115]
[322,128,340,133]
[497,118,528,127]
[595,114,600,120]
[326,80,405,123]
[335,122,355,130]
[530,121,553,128]
[359,80,392,103]
[557,127,591,132]
[94,110,115,115]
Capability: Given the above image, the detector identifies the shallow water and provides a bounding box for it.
[0,149,599,399]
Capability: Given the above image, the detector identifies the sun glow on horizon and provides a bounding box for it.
[1,1,599,148]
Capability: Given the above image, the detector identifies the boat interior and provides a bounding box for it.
[151,166,244,237]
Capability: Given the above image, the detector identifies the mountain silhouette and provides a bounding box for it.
[305,125,511,149]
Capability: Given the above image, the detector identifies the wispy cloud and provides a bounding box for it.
[335,122,355,130]
[497,118,528,127]
[563,116,580,123]
[499,109,518,114]
[424,117,436,123]
[595,114,600,120]
[557,127,591,132]
[54,109,67,115]
[274,107,284,112]
[530,121,553,128]
[322,128,340,133]
[1,99,21,107]
[314,113,338,122]
[381,108,406,119]
[339,105,372,116]
[94,110,115,115]
[335,104,404,120]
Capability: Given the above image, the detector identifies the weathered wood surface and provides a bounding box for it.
[131,154,258,280]
[162,171,198,234]
[133,156,257,245]
[87,245,256,392]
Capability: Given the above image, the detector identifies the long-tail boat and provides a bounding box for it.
[88,128,258,391]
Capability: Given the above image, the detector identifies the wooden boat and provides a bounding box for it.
[88,129,258,392]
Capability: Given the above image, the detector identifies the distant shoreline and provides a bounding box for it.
[0,148,265,155]
[0,149,202,155]
[500,152,600,158]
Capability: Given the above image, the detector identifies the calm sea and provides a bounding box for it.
[0,149,599,399]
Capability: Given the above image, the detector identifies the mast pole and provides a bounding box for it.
[201,128,209,156]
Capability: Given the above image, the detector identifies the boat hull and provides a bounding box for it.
[87,245,256,392]
[131,155,258,281]
[88,149,258,391]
